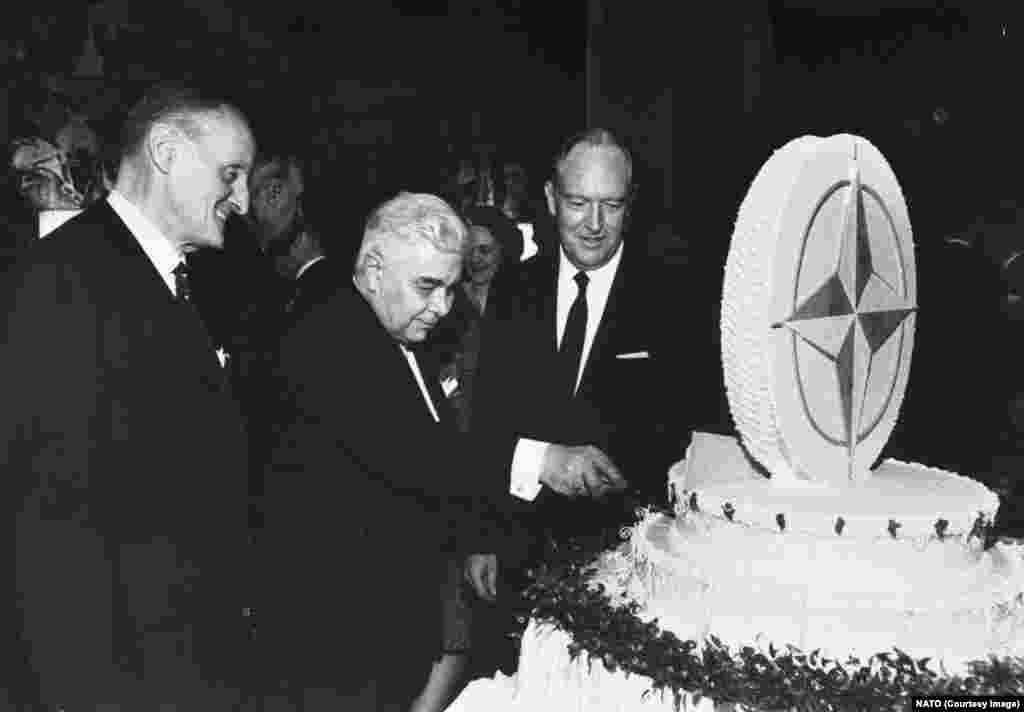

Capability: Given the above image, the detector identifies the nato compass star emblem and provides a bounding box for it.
[773,160,916,479]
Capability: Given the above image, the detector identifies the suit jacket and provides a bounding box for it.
[429,275,520,434]
[284,256,345,327]
[260,283,524,706]
[474,247,689,539]
[186,227,290,509]
[0,202,251,709]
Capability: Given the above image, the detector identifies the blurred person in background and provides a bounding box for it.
[433,205,524,433]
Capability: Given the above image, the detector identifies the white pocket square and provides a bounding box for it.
[441,376,459,397]
[616,351,650,360]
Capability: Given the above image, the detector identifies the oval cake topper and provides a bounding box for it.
[721,134,917,485]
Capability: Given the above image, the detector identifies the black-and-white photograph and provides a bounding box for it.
[2,2,1022,710]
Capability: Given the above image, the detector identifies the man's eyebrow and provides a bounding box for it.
[559,189,626,201]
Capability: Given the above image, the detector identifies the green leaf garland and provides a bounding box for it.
[514,515,1024,712]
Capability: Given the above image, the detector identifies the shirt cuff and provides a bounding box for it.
[509,438,548,501]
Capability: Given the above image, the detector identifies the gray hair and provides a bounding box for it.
[354,192,466,275]
[119,82,244,163]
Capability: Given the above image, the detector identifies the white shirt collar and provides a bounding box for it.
[557,242,623,311]
[296,254,326,281]
[556,242,624,394]
[398,343,441,423]
[107,189,184,295]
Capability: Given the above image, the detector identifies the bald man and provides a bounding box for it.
[0,83,255,708]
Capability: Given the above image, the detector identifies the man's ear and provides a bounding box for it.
[627,182,639,208]
[360,250,385,293]
[623,182,638,231]
[147,123,181,176]
[544,180,557,217]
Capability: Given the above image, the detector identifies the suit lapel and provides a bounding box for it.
[414,347,457,431]
[101,202,229,390]
[579,249,630,392]
[532,256,560,358]
[355,287,452,431]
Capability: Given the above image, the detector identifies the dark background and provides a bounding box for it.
[2,2,1024,540]
[2,2,1020,260]
[3,2,1023,471]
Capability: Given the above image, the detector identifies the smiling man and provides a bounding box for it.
[546,131,631,272]
[118,86,253,254]
[473,128,680,540]
[0,83,255,709]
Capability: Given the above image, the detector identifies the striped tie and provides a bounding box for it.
[172,261,193,305]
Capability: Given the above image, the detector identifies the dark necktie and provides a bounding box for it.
[559,271,589,398]
[173,260,228,372]
[172,261,194,306]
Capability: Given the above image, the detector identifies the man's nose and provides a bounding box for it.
[430,289,452,317]
[232,181,250,216]
[586,203,604,232]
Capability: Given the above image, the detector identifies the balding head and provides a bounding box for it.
[115,82,255,253]
[545,128,634,271]
[551,127,634,195]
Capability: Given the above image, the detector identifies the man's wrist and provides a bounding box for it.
[509,438,549,501]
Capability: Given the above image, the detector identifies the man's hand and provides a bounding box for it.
[464,553,498,602]
[539,444,627,499]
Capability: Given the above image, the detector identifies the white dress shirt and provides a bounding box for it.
[399,344,441,424]
[555,243,623,395]
[108,191,228,368]
[508,244,626,501]
[107,190,183,296]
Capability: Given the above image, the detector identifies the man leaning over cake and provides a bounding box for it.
[258,191,627,710]
[473,127,683,548]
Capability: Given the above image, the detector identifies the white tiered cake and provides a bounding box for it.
[448,135,1024,711]
[637,433,1020,671]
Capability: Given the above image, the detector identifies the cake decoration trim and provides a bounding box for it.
[520,525,1024,712]
[835,516,846,535]
[723,502,735,521]
[935,518,949,540]
[968,512,997,549]
[689,492,699,513]
[888,519,902,538]
[776,513,786,532]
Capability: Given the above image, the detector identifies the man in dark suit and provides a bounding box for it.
[273,226,342,326]
[225,151,345,535]
[247,150,343,327]
[259,192,626,711]
[0,83,255,709]
[474,128,683,543]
